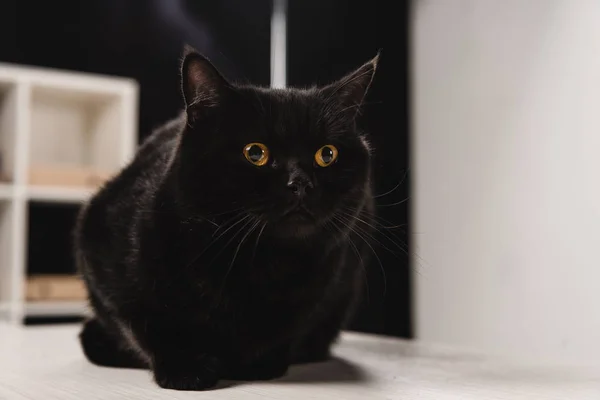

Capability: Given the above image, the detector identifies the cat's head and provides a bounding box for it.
[174,48,378,238]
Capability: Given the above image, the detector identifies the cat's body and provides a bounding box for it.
[76,48,379,391]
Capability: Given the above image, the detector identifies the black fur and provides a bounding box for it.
[76,48,379,391]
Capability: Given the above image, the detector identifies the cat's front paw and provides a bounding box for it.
[154,371,219,391]
[153,355,223,391]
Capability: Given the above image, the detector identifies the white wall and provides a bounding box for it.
[413,0,600,363]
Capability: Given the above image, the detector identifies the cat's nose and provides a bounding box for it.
[287,178,313,198]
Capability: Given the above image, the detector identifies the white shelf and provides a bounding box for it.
[0,301,88,318]
[0,63,135,97]
[0,184,95,203]
[0,82,17,185]
[0,184,13,200]
[0,302,12,318]
[27,185,94,204]
[0,63,138,324]
[25,300,88,317]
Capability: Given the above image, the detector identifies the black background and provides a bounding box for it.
[1,0,412,337]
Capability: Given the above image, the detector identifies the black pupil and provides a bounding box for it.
[321,147,334,163]
[248,145,264,162]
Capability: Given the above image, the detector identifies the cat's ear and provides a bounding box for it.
[322,51,380,113]
[181,46,230,118]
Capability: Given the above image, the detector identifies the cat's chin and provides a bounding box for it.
[277,225,318,239]
[271,213,321,239]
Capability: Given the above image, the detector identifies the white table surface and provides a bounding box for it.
[0,324,598,400]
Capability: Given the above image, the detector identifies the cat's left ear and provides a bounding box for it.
[321,51,380,113]
[181,46,231,119]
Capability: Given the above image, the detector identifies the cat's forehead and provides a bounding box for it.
[225,86,359,158]
[244,87,342,138]
[256,87,321,117]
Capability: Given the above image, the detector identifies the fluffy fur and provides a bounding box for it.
[76,48,379,391]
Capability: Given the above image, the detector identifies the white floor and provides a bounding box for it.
[0,324,598,399]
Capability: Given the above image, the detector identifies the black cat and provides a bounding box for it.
[76,47,379,391]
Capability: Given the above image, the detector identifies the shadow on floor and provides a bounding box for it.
[278,356,368,384]
[217,356,369,389]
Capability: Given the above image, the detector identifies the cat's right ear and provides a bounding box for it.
[181,46,230,120]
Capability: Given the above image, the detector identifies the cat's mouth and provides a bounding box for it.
[281,204,316,222]
[273,204,321,237]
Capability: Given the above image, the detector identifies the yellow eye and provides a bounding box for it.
[315,145,338,167]
[243,142,269,166]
